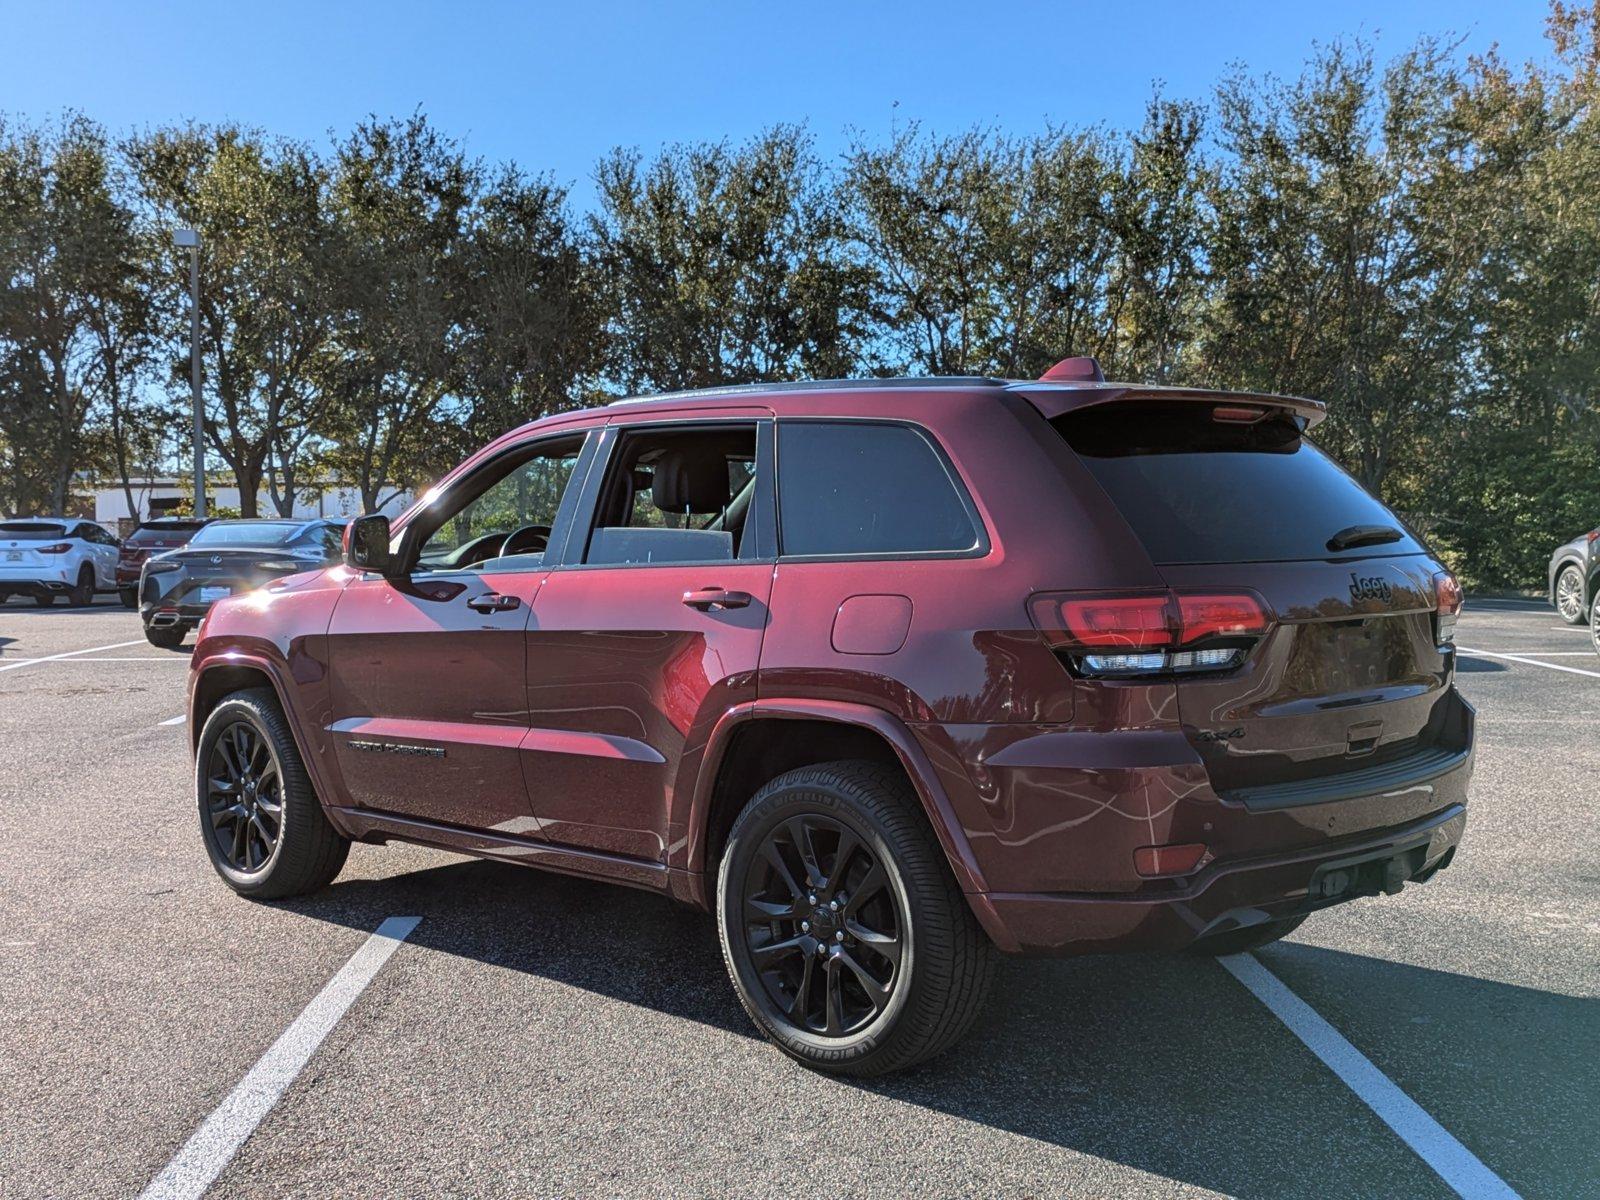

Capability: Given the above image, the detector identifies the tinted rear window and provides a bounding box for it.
[0,522,68,540]
[189,522,300,547]
[777,422,981,557]
[1054,403,1423,565]
[129,523,206,545]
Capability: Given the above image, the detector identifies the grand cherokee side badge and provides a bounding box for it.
[1195,728,1246,743]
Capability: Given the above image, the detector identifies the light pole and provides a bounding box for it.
[173,228,205,518]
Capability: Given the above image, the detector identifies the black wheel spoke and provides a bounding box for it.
[845,919,902,968]
[759,841,804,902]
[838,949,891,1012]
[788,953,816,1020]
[753,934,807,966]
[747,896,795,922]
[827,827,860,895]
[842,861,887,916]
[784,817,824,889]
[822,959,845,1035]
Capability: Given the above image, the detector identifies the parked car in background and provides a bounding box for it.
[141,518,346,648]
[184,358,1473,1076]
[115,517,214,608]
[1548,528,1599,623]
[0,518,121,606]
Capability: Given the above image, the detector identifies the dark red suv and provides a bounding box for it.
[117,517,212,607]
[186,361,1473,1075]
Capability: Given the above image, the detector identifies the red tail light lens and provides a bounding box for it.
[38,542,72,555]
[1029,590,1271,677]
[1587,529,1598,546]
[1433,570,1462,644]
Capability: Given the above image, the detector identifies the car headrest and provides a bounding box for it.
[652,445,730,514]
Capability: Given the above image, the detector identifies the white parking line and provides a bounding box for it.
[1456,646,1600,680]
[1221,953,1519,1199]
[0,639,147,673]
[159,714,187,726]
[137,916,422,1200]
[1499,651,1595,657]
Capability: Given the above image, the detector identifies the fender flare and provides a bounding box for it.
[189,648,358,839]
[679,697,990,898]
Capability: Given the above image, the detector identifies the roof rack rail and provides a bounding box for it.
[606,376,1010,406]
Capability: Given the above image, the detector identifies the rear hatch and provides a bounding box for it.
[161,547,317,605]
[0,522,71,568]
[1038,396,1464,806]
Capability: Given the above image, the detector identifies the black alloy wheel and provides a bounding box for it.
[742,813,904,1037]
[204,719,285,874]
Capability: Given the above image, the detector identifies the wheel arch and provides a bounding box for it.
[681,700,991,904]
[188,652,351,836]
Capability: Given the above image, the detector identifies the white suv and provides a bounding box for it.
[0,518,121,607]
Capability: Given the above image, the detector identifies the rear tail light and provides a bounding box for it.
[1433,570,1462,645]
[38,542,72,555]
[1029,590,1271,678]
[1587,529,1598,547]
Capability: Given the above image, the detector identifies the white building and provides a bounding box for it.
[89,476,411,533]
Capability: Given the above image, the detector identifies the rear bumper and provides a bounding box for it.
[0,567,74,590]
[971,803,1466,955]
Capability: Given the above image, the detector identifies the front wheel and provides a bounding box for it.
[33,592,55,608]
[196,688,349,899]
[119,587,138,609]
[1556,564,1587,624]
[716,760,995,1077]
[1589,596,1600,659]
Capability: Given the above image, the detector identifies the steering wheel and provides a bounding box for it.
[500,524,552,558]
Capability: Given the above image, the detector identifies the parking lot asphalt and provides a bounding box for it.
[0,595,1595,1199]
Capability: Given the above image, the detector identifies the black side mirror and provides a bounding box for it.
[345,514,394,575]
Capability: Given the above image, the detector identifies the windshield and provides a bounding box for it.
[0,522,69,541]
[1053,403,1424,565]
[188,522,302,548]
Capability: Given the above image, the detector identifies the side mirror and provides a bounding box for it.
[345,514,394,575]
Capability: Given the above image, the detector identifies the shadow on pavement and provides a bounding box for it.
[282,856,1594,1198]
[1454,656,1508,673]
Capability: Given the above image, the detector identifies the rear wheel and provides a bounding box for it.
[197,688,349,899]
[1189,913,1308,956]
[716,760,995,1077]
[1589,596,1600,658]
[1556,564,1587,624]
[118,587,138,609]
[144,622,187,649]
[68,565,94,607]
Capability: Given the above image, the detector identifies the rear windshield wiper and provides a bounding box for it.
[1326,524,1403,553]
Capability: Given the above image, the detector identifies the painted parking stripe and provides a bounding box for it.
[159,714,187,726]
[1220,953,1519,1200]
[1456,646,1600,680]
[0,639,147,673]
[137,916,422,1200]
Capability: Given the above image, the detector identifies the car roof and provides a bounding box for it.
[494,375,1324,445]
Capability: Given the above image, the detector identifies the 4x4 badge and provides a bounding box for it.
[1348,573,1392,603]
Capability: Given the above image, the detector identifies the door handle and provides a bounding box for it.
[467,592,521,613]
[682,587,753,611]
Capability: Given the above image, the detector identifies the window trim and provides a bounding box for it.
[773,417,991,563]
[393,429,600,578]
[555,417,778,572]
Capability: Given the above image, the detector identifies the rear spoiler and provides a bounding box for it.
[1009,383,1326,431]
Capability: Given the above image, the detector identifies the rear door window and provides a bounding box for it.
[776,421,982,558]
[1053,402,1424,565]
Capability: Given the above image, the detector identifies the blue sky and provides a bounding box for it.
[0,0,1558,207]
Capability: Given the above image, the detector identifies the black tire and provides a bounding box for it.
[33,591,55,607]
[1555,564,1587,624]
[119,587,138,609]
[716,759,996,1077]
[68,565,94,607]
[144,622,187,649]
[196,687,349,900]
[1589,595,1600,659]
[1188,913,1308,956]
